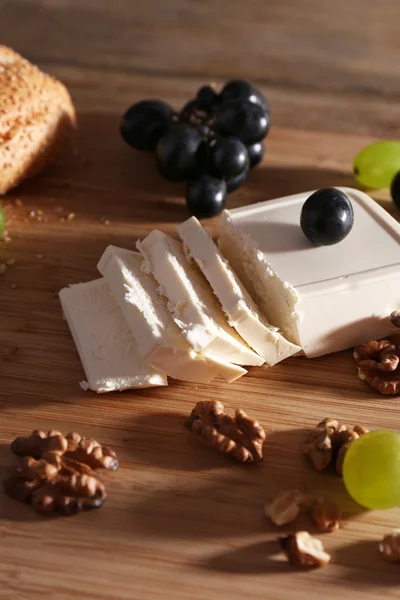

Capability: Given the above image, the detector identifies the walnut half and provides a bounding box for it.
[279,531,331,568]
[4,429,117,516]
[186,400,266,462]
[11,429,118,471]
[354,339,400,396]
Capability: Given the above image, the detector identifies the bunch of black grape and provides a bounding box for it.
[120,80,270,219]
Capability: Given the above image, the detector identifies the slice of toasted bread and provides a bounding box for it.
[0,45,76,194]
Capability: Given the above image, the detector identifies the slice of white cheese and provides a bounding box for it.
[177,217,300,366]
[218,188,400,358]
[59,278,167,393]
[137,230,264,367]
[98,246,246,383]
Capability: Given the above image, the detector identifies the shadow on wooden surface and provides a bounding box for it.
[198,539,288,575]
[3,112,360,227]
[130,476,267,540]
[331,540,400,587]
[122,411,241,472]
[241,166,355,207]
[0,442,41,522]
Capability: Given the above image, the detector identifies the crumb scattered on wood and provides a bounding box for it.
[1,231,12,243]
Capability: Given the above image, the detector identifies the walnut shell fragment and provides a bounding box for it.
[264,490,305,526]
[279,531,331,568]
[309,498,341,532]
[354,340,400,396]
[186,400,266,462]
[379,530,400,562]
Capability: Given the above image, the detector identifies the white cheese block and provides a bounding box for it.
[98,246,246,383]
[59,278,167,392]
[137,230,264,367]
[177,216,300,365]
[218,187,400,358]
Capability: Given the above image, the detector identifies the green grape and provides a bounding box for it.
[343,430,400,509]
[0,204,5,237]
[353,141,400,189]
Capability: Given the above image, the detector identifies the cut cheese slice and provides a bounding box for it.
[98,246,246,383]
[137,230,264,366]
[177,217,300,365]
[59,278,167,392]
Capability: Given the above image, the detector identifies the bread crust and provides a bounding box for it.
[0,45,76,194]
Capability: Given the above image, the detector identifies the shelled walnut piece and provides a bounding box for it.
[379,530,400,562]
[264,490,305,526]
[186,400,266,462]
[354,340,400,395]
[11,429,118,471]
[304,418,369,475]
[279,531,331,568]
[4,455,106,515]
[309,498,341,532]
[4,429,117,516]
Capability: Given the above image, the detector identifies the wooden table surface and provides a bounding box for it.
[1,2,400,599]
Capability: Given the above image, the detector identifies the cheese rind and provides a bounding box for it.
[219,188,400,358]
[59,278,167,392]
[98,246,246,383]
[178,216,300,365]
[137,230,264,366]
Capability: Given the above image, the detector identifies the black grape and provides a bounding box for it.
[219,79,269,112]
[156,125,205,181]
[226,166,249,193]
[216,100,270,144]
[196,85,219,111]
[247,141,264,168]
[120,100,174,151]
[186,175,227,218]
[210,137,249,179]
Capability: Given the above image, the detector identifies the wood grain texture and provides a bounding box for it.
[1,118,400,599]
[1,0,400,137]
[1,2,400,597]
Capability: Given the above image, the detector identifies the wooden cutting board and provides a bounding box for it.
[1,118,399,600]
